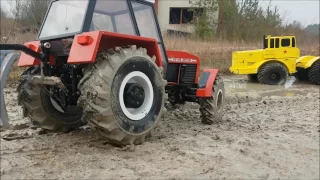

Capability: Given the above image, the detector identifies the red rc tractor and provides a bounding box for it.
[0,0,225,145]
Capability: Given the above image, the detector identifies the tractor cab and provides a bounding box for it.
[262,35,300,59]
[263,35,296,49]
[37,0,167,68]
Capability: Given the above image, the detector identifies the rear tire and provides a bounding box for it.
[17,66,85,132]
[247,74,258,82]
[199,75,225,125]
[308,60,320,85]
[78,46,166,146]
[295,68,309,81]
[257,62,288,85]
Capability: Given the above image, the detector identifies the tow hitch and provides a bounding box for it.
[0,43,65,129]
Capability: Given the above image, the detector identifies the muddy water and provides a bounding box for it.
[223,75,319,103]
[224,76,317,94]
[1,77,319,179]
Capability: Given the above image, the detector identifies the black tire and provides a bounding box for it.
[257,62,288,85]
[199,75,225,125]
[308,60,320,85]
[295,68,309,81]
[247,74,258,82]
[17,66,85,132]
[78,46,167,146]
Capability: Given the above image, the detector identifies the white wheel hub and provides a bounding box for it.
[119,71,154,121]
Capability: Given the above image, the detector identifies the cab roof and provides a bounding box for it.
[265,35,296,39]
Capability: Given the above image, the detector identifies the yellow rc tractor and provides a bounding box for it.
[229,35,319,85]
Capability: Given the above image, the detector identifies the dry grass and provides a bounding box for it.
[6,62,24,86]
[2,33,320,85]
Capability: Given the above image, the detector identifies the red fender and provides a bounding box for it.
[196,69,219,97]
[17,31,162,67]
[68,31,163,67]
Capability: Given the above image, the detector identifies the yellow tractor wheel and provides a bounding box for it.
[308,61,320,85]
[257,63,288,85]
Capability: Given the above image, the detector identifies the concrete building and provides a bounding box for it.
[153,0,196,33]
[147,0,217,34]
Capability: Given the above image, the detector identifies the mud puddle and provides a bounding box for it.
[222,76,319,103]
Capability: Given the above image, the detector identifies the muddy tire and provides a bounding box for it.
[17,66,85,132]
[257,63,288,85]
[308,60,320,85]
[247,74,258,82]
[78,46,166,146]
[295,68,309,81]
[199,75,225,125]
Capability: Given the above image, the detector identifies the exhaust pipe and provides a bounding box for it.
[0,50,19,128]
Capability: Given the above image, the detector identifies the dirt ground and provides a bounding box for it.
[1,76,319,180]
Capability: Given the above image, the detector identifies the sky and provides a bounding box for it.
[1,0,319,27]
[259,0,319,27]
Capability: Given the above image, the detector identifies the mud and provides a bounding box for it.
[1,76,319,179]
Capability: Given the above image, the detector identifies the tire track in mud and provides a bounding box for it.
[1,80,319,179]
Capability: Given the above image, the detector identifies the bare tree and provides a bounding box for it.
[216,0,224,37]
[18,0,51,30]
[0,0,23,43]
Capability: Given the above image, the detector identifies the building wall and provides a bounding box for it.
[157,0,195,33]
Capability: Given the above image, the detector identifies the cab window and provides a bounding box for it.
[131,1,160,41]
[281,38,291,47]
[275,38,280,48]
[91,0,136,35]
[270,38,275,48]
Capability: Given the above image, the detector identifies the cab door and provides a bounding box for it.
[263,38,276,59]
[280,37,300,59]
[279,37,300,73]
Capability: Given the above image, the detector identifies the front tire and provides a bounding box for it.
[257,62,288,85]
[308,60,320,85]
[78,46,166,145]
[199,75,225,125]
[17,66,85,132]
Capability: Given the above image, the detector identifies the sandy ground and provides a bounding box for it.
[1,76,319,180]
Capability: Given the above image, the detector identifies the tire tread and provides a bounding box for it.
[78,46,166,146]
[308,60,320,85]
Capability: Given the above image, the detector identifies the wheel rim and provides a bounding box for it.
[270,72,281,83]
[216,89,224,113]
[119,71,154,121]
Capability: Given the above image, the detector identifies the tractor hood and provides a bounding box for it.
[230,49,264,74]
[232,49,264,59]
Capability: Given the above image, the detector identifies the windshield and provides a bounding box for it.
[90,0,136,35]
[39,0,89,39]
